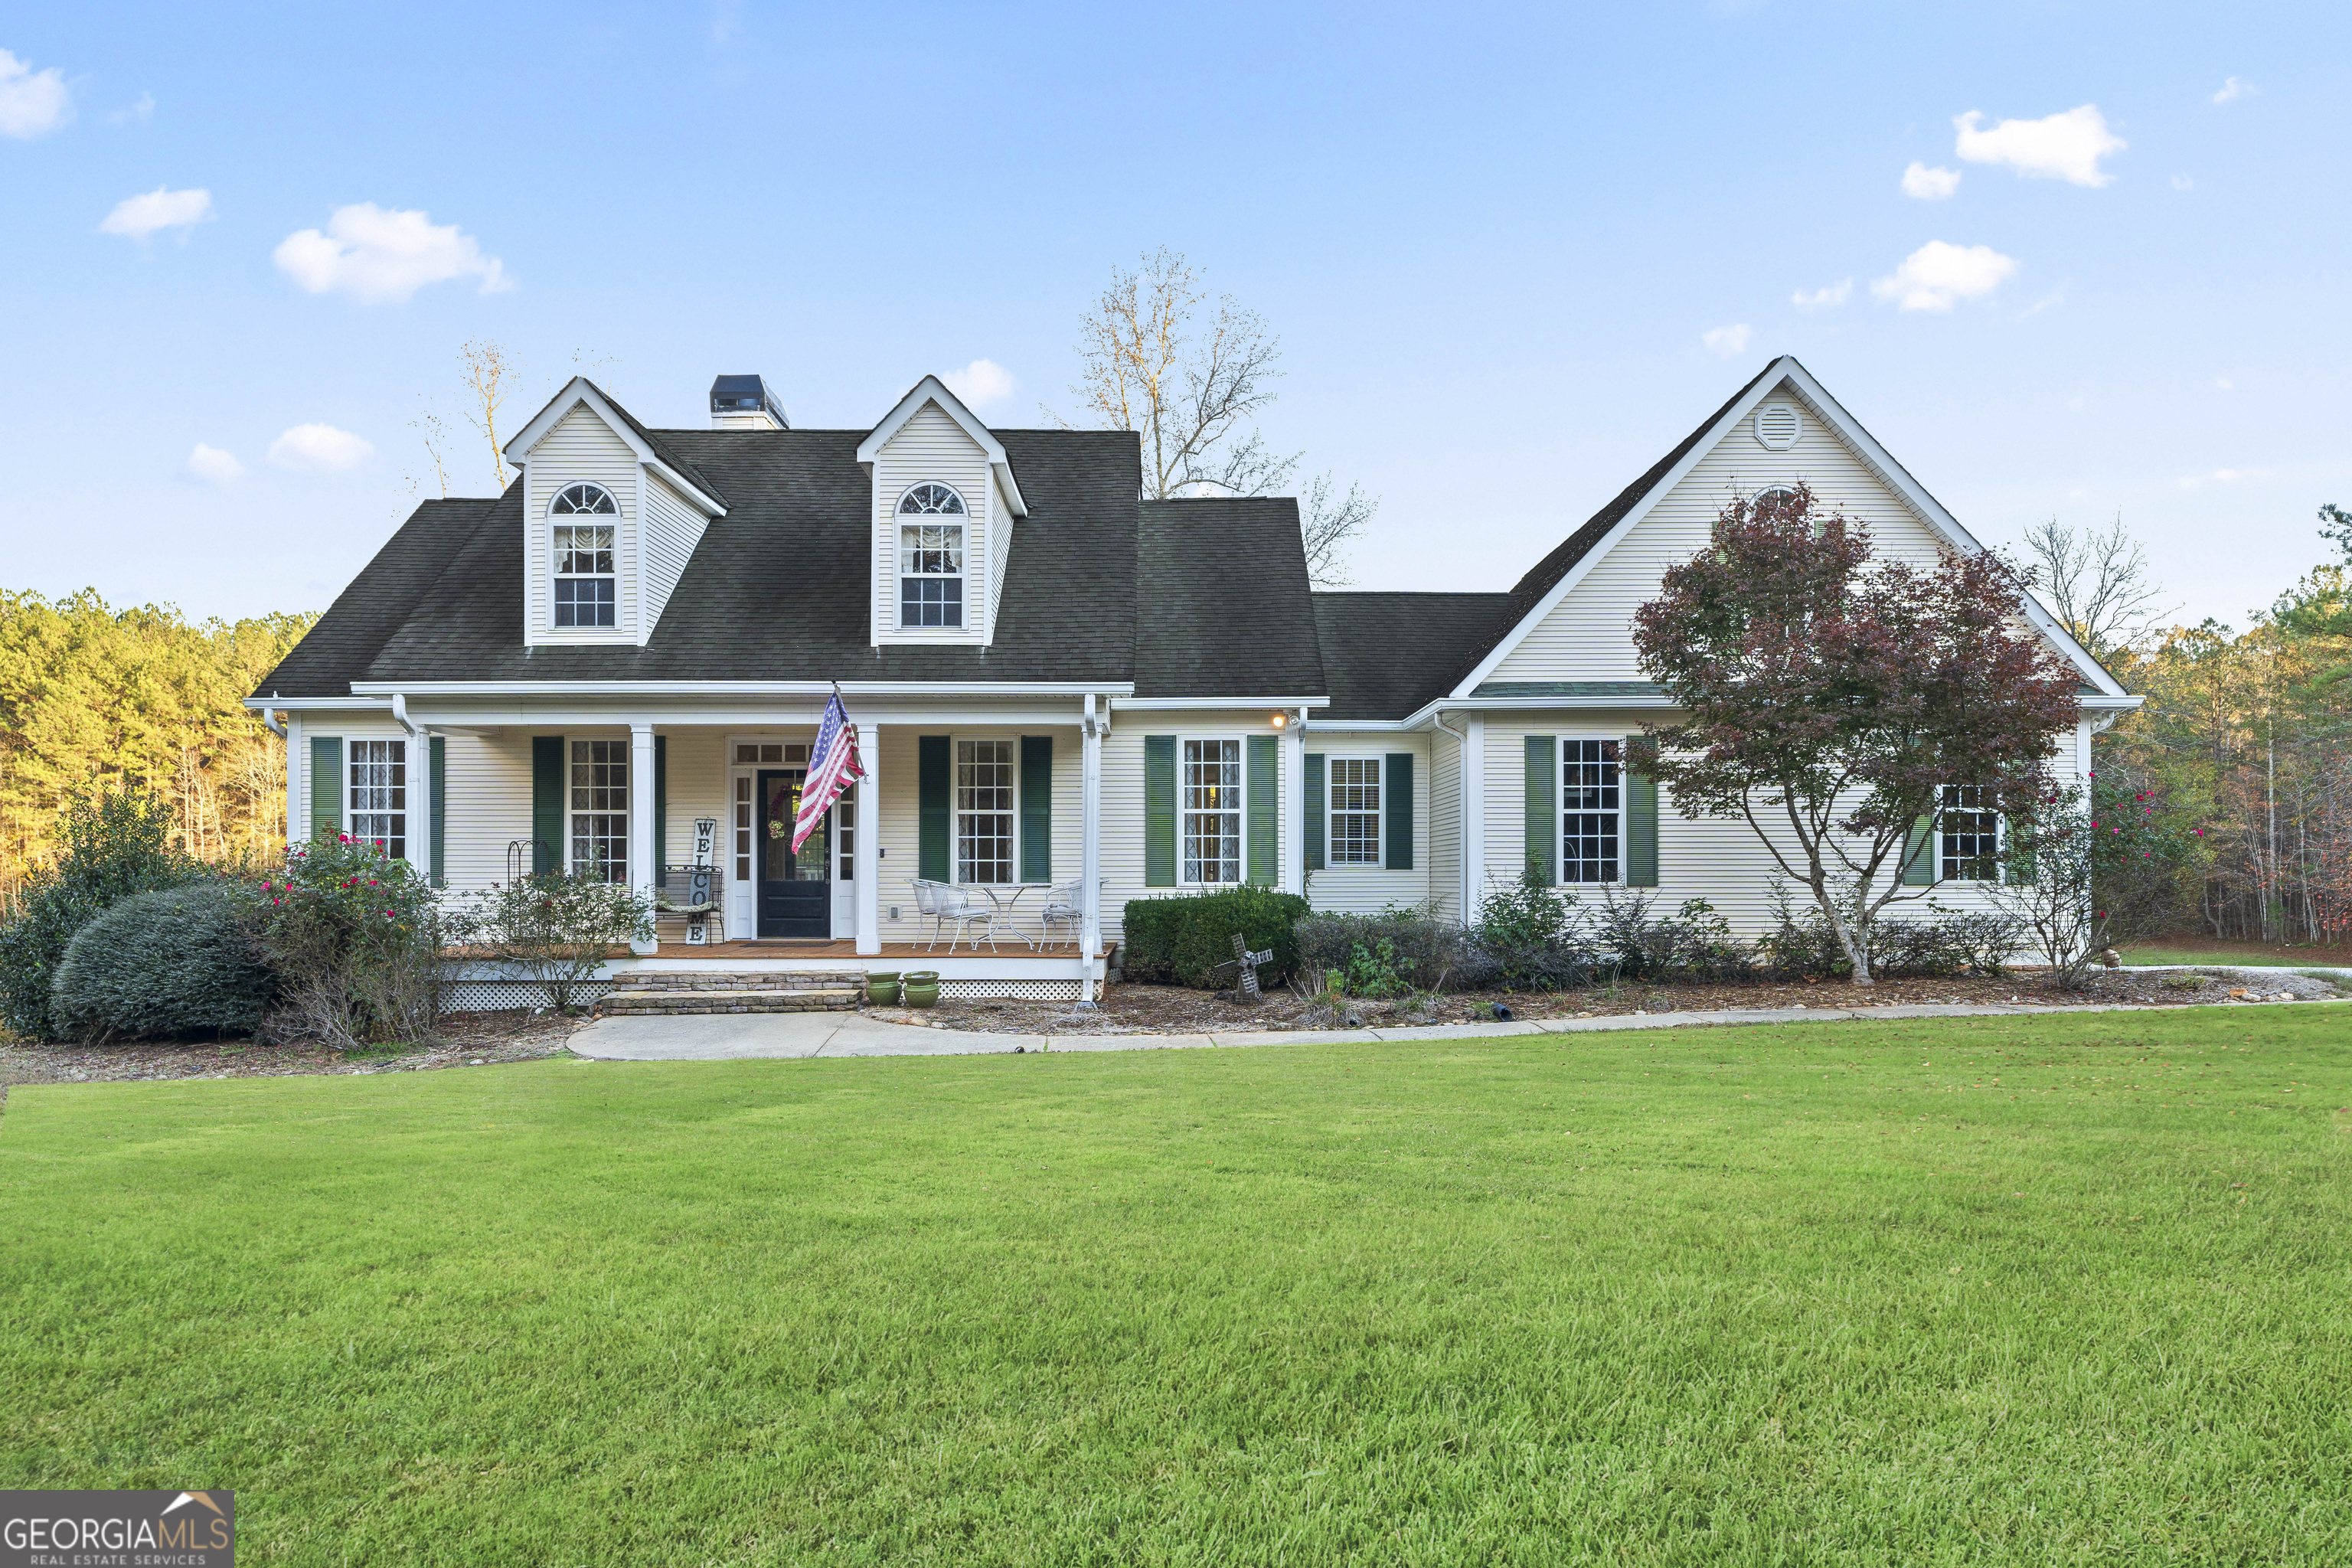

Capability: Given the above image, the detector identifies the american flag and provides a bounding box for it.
[792,691,865,854]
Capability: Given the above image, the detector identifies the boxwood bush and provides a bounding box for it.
[1119,887,1310,988]
[51,879,275,1041]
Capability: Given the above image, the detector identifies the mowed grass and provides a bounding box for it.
[4,1013,2350,1565]
[2118,939,2352,970]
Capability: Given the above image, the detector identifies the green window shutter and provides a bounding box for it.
[1622,737,1657,887]
[309,736,342,846]
[531,736,565,875]
[1523,735,1557,884]
[429,736,446,885]
[653,735,668,877]
[1145,737,1177,887]
[1383,752,1415,871]
[1901,815,1936,886]
[918,736,952,881]
[1303,753,1326,872]
[1246,734,1278,885]
[1021,735,1053,882]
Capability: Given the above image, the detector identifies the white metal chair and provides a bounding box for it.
[911,878,946,950]
[933,882,998,952]
[1039,878,1106,949]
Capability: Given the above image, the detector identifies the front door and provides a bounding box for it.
[756,769,831,938]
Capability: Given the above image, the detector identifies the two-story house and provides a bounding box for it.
[248,355,2135,1002]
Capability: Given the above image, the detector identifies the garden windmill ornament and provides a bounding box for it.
[1207,933,1274,1003]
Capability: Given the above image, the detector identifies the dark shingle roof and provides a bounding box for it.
[1312,592,1514,720]
[253,498,495,700]
[1437,360,1781,692]
[1135,498,1326,697]
[584,381,729,511]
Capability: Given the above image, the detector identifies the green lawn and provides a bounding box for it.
[4,1014,2349,1565]
[2119,940,2352,969]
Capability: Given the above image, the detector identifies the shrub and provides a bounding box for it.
[51,880,275,1041]
[1756,880,2018,980]
[1295,909,1476,991]
[253,835,446,1048]
[455,869,654,1011]
[1119,887,1310,988]
[1466,865,1606,990]
[1593,891,1758,982]
[0,783,201,1040]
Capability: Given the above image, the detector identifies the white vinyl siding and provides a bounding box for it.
[524,404,641,645]
[1488,381,1958,684]
[1303,730,1432,915]
[986,469,1018,631]
[640,472,710,641]
[1429,726,1462,922]
[1095,714,1292,941]
[871,725,1083,946]
[870,403,992,647]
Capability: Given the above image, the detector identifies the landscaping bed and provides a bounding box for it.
[864,966,2342,1035]
[0,1009,580,1099]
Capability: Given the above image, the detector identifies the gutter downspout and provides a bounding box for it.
[1432,708,1472,926]
[1080,692,1106,1006]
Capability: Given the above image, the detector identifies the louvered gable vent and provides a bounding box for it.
[1753,403,1802,450]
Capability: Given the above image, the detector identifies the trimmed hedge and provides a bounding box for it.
[51,880,275,1041]
[1119,887,1311,988]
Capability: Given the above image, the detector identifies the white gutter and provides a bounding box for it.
[346,680,1138,698]
[261,709,287,739]
[1109,696,1331,711]
[243,696,394,711]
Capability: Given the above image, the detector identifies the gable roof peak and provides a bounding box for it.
[856,374,1027,515]
[500,375,728,513]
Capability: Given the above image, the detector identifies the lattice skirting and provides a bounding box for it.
[939,978,1081,1001]
[442,980,615,1014]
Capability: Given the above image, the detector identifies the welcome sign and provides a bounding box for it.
[2,1491,234,1566]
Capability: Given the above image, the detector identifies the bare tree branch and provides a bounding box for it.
[2024,511,2175,663]
[1300,472,1377,586]
[459,338,519,492]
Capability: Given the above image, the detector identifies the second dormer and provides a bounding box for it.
[502,377,728,648]
[858,376,1028,648]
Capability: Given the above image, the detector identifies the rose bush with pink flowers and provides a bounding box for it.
[253,831,448,1047]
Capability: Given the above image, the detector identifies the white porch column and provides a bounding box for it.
[854,721,881,956]
[1280,710,1305,897]
[1080,696,1105,1004]
[1463,713,1487,921]
[629,722,657,955]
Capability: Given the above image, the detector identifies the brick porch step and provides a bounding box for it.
[629,970,867,992]
[597,985,862,1017]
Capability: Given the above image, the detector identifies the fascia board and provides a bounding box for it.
[857,375,1005,465]
[243,696,394,710]
[1773,361,2126,697]
[347,680,1138,697]
[1449,357,1803,698]
[1109,696,1332,710]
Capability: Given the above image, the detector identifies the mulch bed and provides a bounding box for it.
[867,968,2340,1037]
[0,1011,583,1102]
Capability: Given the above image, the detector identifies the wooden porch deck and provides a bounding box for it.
[643,939,1103,962]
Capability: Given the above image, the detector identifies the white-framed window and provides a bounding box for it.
[551,483,619,629]
[570,739,628,883]
[836,786,856,882]
[1939,785,2001,881]
[897,483,966,629]
[348,739,407,860]
[1182,738,1243,885]
[1328,756,1382,866]
[956,740,1015,884]
[1560,739,1622,884]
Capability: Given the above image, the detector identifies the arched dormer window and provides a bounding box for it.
[551,483,619,628]
[897,484,966,628]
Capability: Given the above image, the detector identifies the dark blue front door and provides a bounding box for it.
[756,769,829,938]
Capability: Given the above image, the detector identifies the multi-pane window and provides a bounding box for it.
[1939,785,2000,881]
[1329,757,1382,866]
[570,739,629,883]
[898,483,967,629]
[956,740,1014,884]
[348,739,407,861]
[552,484,619,629]
[1560,739,1622,884]
[836,787,855,881]
[1183,739,1243,885]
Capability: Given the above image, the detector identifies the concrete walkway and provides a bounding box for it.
[566,990,2344,1062]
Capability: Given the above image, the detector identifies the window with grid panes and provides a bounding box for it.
[1183,739,1243,884]
[1328,757,1381,865]
[550,484,619,629]
[956,740,1014,883]
[348,739,407,860]
[897,484,965,629]
[1939,785,2001,880]
[1560,739,1621,884]
[835,786,855,880]
[570,739,628,883]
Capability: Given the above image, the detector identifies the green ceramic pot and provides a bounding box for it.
[901,970,941,1008]
[865,972,902,1005]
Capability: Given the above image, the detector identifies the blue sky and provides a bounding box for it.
[3,2,2344,632]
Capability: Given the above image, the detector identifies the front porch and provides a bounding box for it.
[440,937,1107,1013]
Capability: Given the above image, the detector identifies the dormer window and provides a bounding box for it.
[551,483,619,629]
[897,483,966,629]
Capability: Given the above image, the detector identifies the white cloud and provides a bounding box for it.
[1900,162,1961,200]
[2174,467,2267,490]
[273,203,512,303]
[0,47,71,138]
[1953,104,2125,187]
[2215,377,2233,391]
[183,443,243,482]
[2210,77,2257,106]
[100,185,213,240]
[1870,240,2018,311]
[109,91,153,125]
[941,358,1015,409]
[2171,172,2197,191]
[1700,324,1751,358]
[1791,279,1851,311]
[268,423,373,472]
